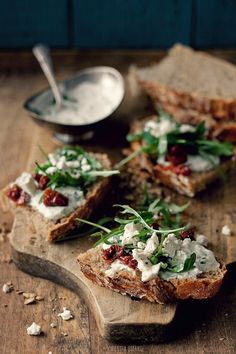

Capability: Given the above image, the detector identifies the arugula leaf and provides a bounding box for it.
[183,253,196,271]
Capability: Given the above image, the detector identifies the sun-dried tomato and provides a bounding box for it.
[6,185,30,206]
[166,145,187,166]
[180,228,194,240]
[43,188,68,207]
[33,173,49,190]
[172,164,191,176]
[102,245,138,270]
[102,245,123,263]
[119,255,138,269]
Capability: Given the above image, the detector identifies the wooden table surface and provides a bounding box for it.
[0,50,236,354]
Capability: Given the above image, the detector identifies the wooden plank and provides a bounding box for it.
[194,0,236,48]
[0,0,69,48]
[72,0,192,48]
[0,50,236,353]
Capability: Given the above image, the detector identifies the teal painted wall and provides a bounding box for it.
[0,0,235,49]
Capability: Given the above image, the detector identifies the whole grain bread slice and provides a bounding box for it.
[128,116,236,197]
[137,44,236,119]
[77,246,226,303]
[2,153,112,242]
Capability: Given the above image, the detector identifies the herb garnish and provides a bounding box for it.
[76,198,197,274]
[116,110,233,168]
[35,146,119,190]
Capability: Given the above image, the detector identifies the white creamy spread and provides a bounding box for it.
[30,187,84,221]
[160,236,219,280]
[41,78,124,125]
[186,155,219,172]
[105,260,136,277]
[27,322,41,336]
[103,222,219,282]
[58,307,73,321]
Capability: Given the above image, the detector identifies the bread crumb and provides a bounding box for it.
[50,322,57,328]
[2,282,14,293]
[58,307,73,321]
[219,337,225,341]
[221,225,231,236]
[27,322,41,336]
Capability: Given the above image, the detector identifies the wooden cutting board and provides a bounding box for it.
[7,111,236,344]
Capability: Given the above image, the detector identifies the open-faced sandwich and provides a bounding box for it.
[118,111,235,197]
[3,146,119,242]
[77,198,226,303]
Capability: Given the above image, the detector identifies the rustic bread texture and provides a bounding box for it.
[128,116,236,197]
[77,247,227,304]
[2,153,112,242]
[137,44,236,119]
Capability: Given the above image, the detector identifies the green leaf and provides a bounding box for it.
[183,253,196,272]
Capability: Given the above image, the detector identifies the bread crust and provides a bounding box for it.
[77,247,227,303]
[128,116,236,197]
[2,153,113,242]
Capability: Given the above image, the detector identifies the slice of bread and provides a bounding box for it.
[2,153,112,242]
[137,44,236,119]
[128,116,236,197]
[78,246,227,303]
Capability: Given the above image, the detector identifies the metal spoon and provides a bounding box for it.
[33,44,63,108]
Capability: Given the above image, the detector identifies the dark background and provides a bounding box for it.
[0,0,235,49]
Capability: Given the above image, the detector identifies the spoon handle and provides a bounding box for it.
[33,44,62,107]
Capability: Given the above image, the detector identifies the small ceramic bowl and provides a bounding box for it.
[23,66,125,143]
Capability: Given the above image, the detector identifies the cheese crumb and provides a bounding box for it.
[221,225,231,236]
[57,307,73,321]
[27,322,41,336]
[2,282,14,293]
[196,234,208,247]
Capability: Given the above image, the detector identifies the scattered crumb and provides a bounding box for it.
[221,225,231,236]
[3,304,8,307]
[219,337,225,341]
[61,332,68,337]
[27,322,41,336]
[23,292,44,305]
[2,282,14,293]
[48,352,53,354]
[16,290,24,295]
[52,308,56,312]
[50,322,57,328]
[58,307,73,321]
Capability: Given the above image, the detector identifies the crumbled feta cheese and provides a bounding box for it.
[27,322,41,336]
[162,233,181,258]
[46,166,57,175]
[196,234,208,247]
[187,155,219,172]
[121,222,142,246]
[58,307,73,321]
[222,225,231,236]
[144,233,159,253]
[2,283,14,293]
[144,118,176,138]
[179,124,195,133]
[15,172,37,196]
[132,249,161,282]
[137,241,146,249]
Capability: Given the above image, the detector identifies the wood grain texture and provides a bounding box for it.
[0,50,236,353]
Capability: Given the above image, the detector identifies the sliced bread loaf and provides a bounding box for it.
[137,44,236,119]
